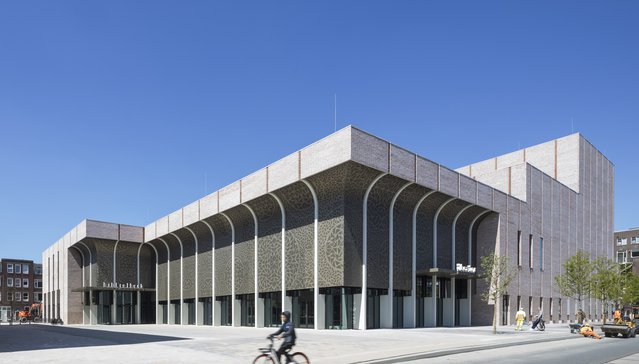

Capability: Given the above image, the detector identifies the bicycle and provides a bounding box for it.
[252,336,310,364]
[531,314,545,331]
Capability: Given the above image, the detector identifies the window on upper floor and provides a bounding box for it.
[34,279,42,289]
[7,264,13,274]
[632,236,639,244]
[632,250,639,258]
[22,264,29,274]
[15,264,21,274]
[15,278,21,287]
[34,265,42,275]
[7,277,13,287]
[517,231,522,267]
[22,278,28,288]
[618,238,628,246]
[529,234,534,269]
[539,237,544,271]
[22,292,28,302]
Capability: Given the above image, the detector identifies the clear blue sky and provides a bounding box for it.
[1,1,637,262]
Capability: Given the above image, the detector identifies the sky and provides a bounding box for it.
[0,1,637,262]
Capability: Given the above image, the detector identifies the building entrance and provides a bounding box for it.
[290,289,314,328]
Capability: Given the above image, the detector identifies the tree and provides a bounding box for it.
[554,251,592,312]
[591,257,632,324]
[480,253,516,334]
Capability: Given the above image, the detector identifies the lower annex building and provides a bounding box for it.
[43,126,614,329]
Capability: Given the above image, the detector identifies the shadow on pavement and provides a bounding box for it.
[0,324,188,353]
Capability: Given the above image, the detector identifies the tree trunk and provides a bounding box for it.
[492,296,498,334]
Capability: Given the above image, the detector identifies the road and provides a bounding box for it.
[415,335,639,364]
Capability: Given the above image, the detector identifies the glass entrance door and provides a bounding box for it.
[436,278,450,327]
[292,290,314,328]
[115,291,136,324]
[262,292,281,327]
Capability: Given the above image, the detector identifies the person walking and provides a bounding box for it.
[515,307,526,331]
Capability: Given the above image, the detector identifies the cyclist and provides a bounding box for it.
[268,311,296,363]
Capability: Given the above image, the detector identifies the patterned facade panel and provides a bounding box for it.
[215,247,232,296]
[205,215,233,297]
[416,193,453,272]
[172,229,197,300]
[190,222,213,298]
[436,200,469,269]
[150,240,168,301]
[159,234,182,301]
[278,182,314,291]
[393,185,429,291]
[343,163,385,287]
[455,206,486,268]
[90,239,115,286]
[115,241,138,285]
[226,207,255,296]
[248,195,282,293]
[138,244,155,289]
[308,164,351,288]
[366,175,407,289]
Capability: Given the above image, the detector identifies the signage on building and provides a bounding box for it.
[102,282,144,289]
[456,263,476,274]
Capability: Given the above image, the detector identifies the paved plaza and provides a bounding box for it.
[3,322,639,363]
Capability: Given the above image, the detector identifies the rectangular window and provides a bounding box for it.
[0,263,2,273]
[7,264,13,274]
[529,234,534,269]
[517,231,522,267]
[34,279,42,289]
[617,237,623,245]
[15,278,21,287]
[617,251,628,264]
[15,264,21,274]
[22,264,29,275]
[34,293,42,302]
[632,236,639,244]
[7,292,13,301]
[632,250,639,258]
[7,277,13,287]
[34,265,42,275]
[0,276,2,286]
[621,238,628,246]
[539,237,544,271]
[22,278,28,288]
[23,292,28,301]
[15,292,21,301]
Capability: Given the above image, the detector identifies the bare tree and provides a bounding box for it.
[480,253,517,334]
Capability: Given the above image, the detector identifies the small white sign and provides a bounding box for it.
[456,263,476,274]
[102,282,144,289]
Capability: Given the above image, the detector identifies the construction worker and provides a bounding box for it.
[613,310,622,324]
[579,322,602,340]
[515,307,526,331]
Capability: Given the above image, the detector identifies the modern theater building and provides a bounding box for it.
[43,126,614,329]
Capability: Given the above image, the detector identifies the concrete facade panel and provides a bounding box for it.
[300,127,351,179]
[156,217,169,237]
[242,169,268,203]
[390,145,415,182]
[219,181,242,213]
[497,150,525,170]
[351,128,389,173]
[416,157,438,190]
[86,221,119,241]
[459,175,477,204]
[200,192,219,220]
[183,201,200,227]
[268,153,300,192]
[168,210,183,233]
[439,167,459,197]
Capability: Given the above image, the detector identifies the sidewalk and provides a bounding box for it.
[0,322,583,363]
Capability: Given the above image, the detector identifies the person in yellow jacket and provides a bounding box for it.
[515,307,526,331]
[613,310,622,324]
[580,323,602,340]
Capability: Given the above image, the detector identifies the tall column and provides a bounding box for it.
[158,238,171,324]
[301,180,322,330]
[185,227,201,325]
[170,233,185,325]
[243,204,261,328]
[269,193,287,314]
[220,213,237,327]
[201,221,216,326]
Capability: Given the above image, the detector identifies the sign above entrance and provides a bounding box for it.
[102,282,143,289]
[456,263,476,274]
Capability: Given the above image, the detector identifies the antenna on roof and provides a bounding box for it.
[334,94,337,132]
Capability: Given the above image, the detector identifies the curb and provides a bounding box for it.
[351,334,581,363]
